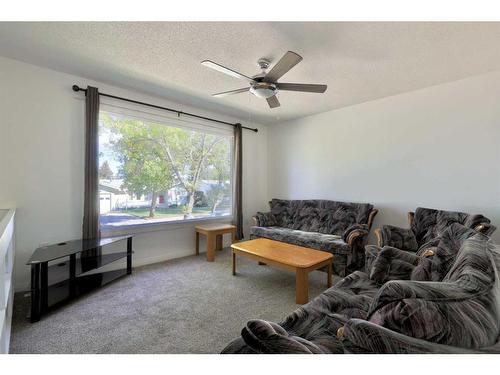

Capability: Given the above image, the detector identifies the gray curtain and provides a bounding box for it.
[82,86,100,254]
[233,123,244,240]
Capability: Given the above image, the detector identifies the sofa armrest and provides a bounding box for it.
[221,337,258,354]
[240,319,325,353]
[377,225,418,252]
[374,228,383,247]
[343,224,369,247]
[369,246,421,283]
[341,319,482,354]
[407,211,415,227]
[367,208,378,230]
[475,222,497,236]
[364,245,382,274]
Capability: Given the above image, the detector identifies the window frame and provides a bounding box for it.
[98,100,235,235]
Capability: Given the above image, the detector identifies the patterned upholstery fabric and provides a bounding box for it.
[240,319,334,354]
[250,227,347,254]
[412,207,494,244]
[366,234,500,349]
[221,225,500,354]
[343,224,369,243]
[379,207,495,251]
[368,246,422,284]
[379,225,418,252]
[251,199,376,276]
[222,270,378,354]
[267,199,373,235]
[370,224,476,283]
[255,212,278,227]
[342,319,485,354]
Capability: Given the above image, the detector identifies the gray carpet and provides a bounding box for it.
[10,248,338,353]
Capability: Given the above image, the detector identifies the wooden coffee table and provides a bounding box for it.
[231,238,333,304]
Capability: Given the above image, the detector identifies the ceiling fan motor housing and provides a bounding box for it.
[250,82,278,99]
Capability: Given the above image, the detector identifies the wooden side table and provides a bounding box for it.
[195,223,237,262]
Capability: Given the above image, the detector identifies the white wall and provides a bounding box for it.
[267,71,500,243]
[0,56,268,291]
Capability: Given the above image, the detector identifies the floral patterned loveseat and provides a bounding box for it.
[250,199,378,276]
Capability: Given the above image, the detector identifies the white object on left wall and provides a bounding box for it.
[0,209,15,354]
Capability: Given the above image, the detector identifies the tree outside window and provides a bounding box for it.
[98,112,232,229]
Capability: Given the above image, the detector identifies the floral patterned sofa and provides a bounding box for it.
[250,199,378,276]
[222,221,500,354]
[364,207,496,281]
[373,207,495,251]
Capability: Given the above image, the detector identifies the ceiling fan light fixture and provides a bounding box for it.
[250,82,278,99]
[201,51,327,109]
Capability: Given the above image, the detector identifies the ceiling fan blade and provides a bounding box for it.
[265,51,303,82]
[212,87,249,97]
[266,95,280,109]
[277,83,327,93]
[201,60,255,83]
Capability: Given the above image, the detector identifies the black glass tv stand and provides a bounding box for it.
[27,235,133,322]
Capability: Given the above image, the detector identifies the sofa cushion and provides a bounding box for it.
[411,207,491,247]
[380,225,419,252]
[367,236,500,349]
[255,212,277,227]
[250,226,350,255]
[269,199,373,236]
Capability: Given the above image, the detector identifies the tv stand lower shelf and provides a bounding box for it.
[27,236,133,323]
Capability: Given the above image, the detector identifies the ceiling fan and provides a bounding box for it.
[201,51,327,109]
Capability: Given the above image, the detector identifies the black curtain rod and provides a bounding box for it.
[72,85,258,133]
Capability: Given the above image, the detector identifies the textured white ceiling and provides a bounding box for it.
[1,22,500,124]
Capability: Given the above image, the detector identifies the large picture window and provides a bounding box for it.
[98,107,233,230]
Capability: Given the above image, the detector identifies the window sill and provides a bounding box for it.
[101,215,233,237]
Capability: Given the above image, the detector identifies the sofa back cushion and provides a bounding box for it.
[411,207,491,247]
[368,235,500,349]
[269,199,373,236]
